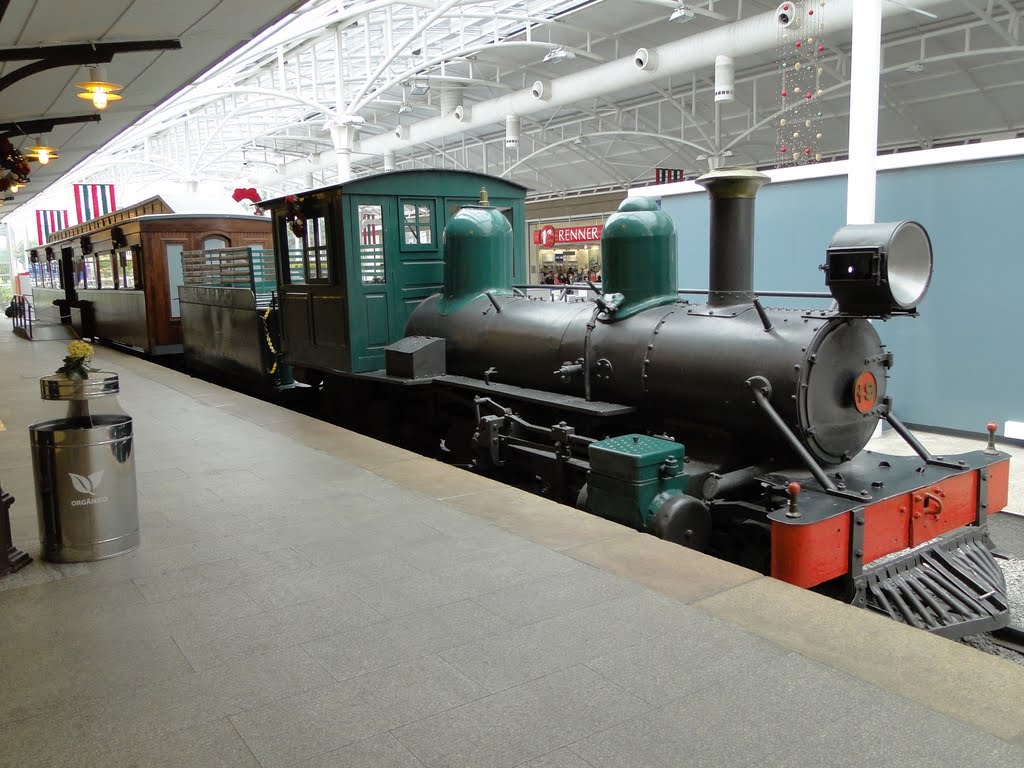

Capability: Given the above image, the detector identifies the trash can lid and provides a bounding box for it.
[39,372,119,401]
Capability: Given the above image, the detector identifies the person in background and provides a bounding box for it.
[75,256,87,287]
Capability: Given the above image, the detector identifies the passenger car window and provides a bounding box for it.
[85,255,100,289]
[401,200,434,248]
[119,249,136,289]
[283,226,304,283]
[358,204,386,284]
[305,214,329,282]
[97,252,115,289]
[165,243,185,318]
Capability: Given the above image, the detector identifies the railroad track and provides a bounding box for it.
[990,624,1024,656]
[986,515,1024,659]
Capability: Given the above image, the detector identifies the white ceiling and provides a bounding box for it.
[6,0,1024,215]
[0,0,304,218]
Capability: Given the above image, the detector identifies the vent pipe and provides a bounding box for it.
[440,87,463,116]
[714,55,734,102]
[695,168,770,307]
[505,115,521,148]
[253,0,948,185]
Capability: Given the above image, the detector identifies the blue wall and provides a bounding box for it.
[657,157,1024,433]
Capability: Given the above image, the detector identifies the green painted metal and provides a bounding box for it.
[586,433,688,529]
[600,197,679,320]
[262,170,528,375]
[437,203,514,316]
[439,195,527,286]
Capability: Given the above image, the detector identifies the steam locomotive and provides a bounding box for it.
[196,169,1014,640]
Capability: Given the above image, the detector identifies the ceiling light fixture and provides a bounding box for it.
[543,47,576,64]
[669,4,696,22]
[75,66,123,110]
[398,102,413,114]
[409,80,430,97]
[26,143,59,164]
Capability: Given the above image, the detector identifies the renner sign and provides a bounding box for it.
[532,224,604,248]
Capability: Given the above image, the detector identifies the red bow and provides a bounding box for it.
[232,187,261,204]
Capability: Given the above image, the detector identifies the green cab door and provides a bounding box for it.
[348,196,397,372]
[393,197,443,332]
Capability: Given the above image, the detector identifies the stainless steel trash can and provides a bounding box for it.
[30,373,140,562]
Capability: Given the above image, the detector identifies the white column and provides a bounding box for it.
[331,124,354,183]
[846,0,883,225]
[336,148,352,182]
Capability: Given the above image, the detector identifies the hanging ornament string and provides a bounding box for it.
[776,1,828,167]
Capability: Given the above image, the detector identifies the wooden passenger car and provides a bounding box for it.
[30,197,272,355]
[261,170,528,375]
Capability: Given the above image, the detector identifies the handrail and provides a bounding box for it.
[513,283,833,300]
[8,294,34,338]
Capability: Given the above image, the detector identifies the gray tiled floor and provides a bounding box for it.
[1,334,1023,767]
[569,652,1021,768]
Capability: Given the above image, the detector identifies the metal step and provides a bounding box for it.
[28,323,77,341]
[862,528,1009,639]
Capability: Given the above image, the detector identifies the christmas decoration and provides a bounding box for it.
[232,187,266,215]
[0,138,31,193]
[284,194,307,238]
[776,0,828,167]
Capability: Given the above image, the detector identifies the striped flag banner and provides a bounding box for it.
[35,209,70,244]
[655,168,686,184]
[74,183,118,223]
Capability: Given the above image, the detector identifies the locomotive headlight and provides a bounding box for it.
[824,220,933,316]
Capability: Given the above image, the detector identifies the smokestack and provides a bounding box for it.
[695,168,770,306]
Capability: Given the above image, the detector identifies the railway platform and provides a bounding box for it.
[1,331,1023,768]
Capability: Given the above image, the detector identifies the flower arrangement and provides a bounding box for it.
[57,340,97,380]
[0,137,31,193]
[284,194,306,238]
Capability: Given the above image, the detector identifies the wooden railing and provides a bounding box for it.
[181,246,278,308]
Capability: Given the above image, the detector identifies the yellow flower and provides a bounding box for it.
[67,340,94,360]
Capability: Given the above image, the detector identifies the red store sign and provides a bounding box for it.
[532,224,604,248]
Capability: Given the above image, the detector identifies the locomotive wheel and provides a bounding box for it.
[318,377,362,429]
[439,419,476,465]
[731,519,772,574]
[394,418,423,453]
[362,399,396,442]
[648,495,711,551]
